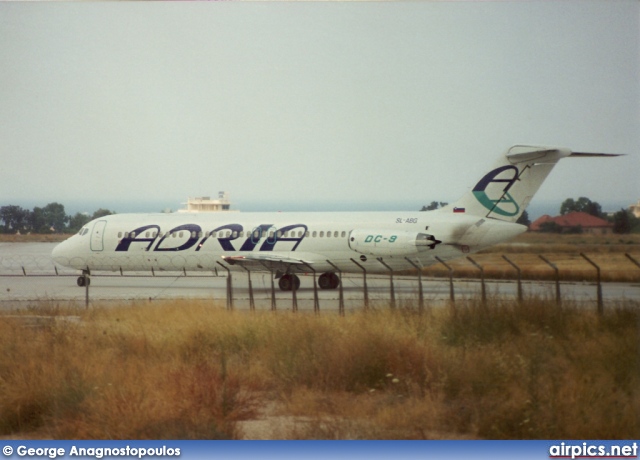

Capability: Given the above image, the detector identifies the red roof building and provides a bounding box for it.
[530,211,614,234]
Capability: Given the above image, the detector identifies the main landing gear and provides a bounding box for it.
[277,272,341,291]
[318,272,340,290]
[278,274,300,291]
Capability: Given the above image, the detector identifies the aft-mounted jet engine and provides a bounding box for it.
[348,230,441,257]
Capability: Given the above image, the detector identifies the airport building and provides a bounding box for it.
[178,192,237,213]
[630,199,640,219]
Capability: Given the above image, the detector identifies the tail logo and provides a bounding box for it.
[472,165,520,217]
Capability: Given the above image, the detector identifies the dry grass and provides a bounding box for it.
[0,298,638,440]
[0,234,69,243]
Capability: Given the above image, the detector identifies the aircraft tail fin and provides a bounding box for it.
[444,145,621,222]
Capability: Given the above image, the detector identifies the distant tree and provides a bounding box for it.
[0,205,30,233]
[40,202,68,233]
[560,197,603,218]
[516,210,531,227]
[91,208,115,220]
[29,207,47,233]
[612,209,640,234]
[68,213,91,233]
[420,201,448,211]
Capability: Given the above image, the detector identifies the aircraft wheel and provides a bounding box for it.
[318,272,340,290]
[278,274,300,291]
[77,276,90,287]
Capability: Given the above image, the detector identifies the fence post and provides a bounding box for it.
[350,258,369,310]
[435,256,455,303]
[84,267,90,309]
[377,258,396,309]
[539,255,561,306]
[291,273,298,313]
[270,275,276,311]
[625,253,640,269]
[326,261,344,316]
[581,253,603,315]
[404,257,425,312]
[466,256,486,303]
[303,262,321,315]
[258,261,276,311]
[242,266,255,312]
[502,255,523,302]
[216,262,233,310]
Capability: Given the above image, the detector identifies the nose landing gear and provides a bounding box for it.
[77,270,90,287]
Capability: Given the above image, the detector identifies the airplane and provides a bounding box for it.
[51,145,618,290]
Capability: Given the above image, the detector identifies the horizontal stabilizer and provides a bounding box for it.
[570,152,625,157]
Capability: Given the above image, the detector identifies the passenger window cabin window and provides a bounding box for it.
[319,231,324,238]
[232,231,238,238]
[131,232,136,238]
[118,232,122,238]
[334,231,338,238]
[341,231,346,238]
[327,231,331,238]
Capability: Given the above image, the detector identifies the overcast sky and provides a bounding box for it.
[1,1,638,218]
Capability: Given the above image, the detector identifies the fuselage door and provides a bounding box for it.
[90,220,107,251]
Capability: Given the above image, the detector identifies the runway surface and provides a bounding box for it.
[1,242,639,311]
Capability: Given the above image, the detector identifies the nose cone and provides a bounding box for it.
[51,239,71,268]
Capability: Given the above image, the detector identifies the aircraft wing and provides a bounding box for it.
[220,253,314,272]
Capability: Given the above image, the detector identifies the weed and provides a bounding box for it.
[0,298,638,439]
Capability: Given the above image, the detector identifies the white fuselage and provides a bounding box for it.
[51,210,526,275]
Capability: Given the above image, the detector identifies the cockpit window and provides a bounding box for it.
[78,227,89,236]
